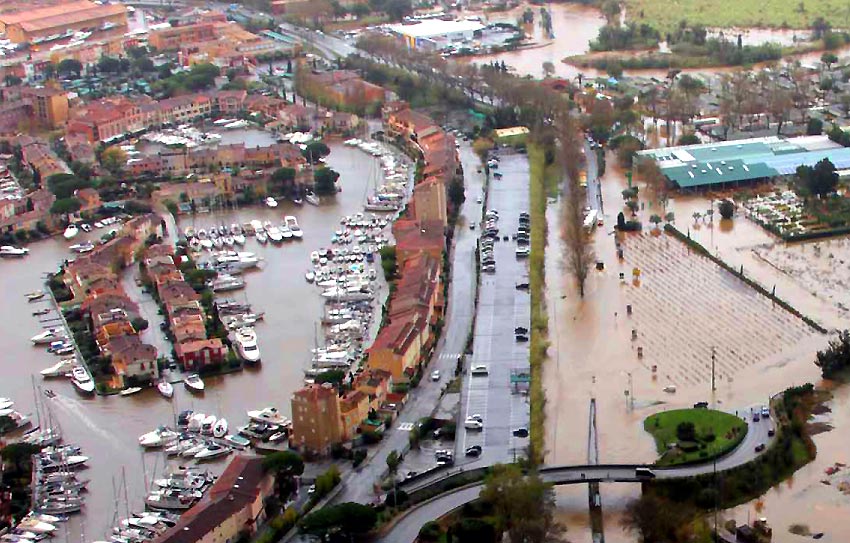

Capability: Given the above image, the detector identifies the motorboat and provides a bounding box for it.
[0,398,13,410]
[62,225,78,240]
[266,226,283,243]
[305,271,315,283]
[180,441,207,458]
[233,234,246,245]
[120,387,142,396]
[265,197,278,208]
[194,444,231,461]
[68,242,94,254]
[284,216,303,239]
[31,329,64,345]
[200,415,217,436]
[234,327,260,364]
[268,430,287,443]
[25,290,46,301]
[305,192,320,206]
[183,374,205,393]
[223,236,234,247]
[212,418,228,438]
[187,412,206,432]
[0,410,30,434]
[0,245,29,257]
[256,231,268,244]
[209,274,244,292]
[279,224,293,240]
[157,380,174,399]
[16,518,56,534]
[215,251,259,270]
[247,407,289,426]
[70,367,94,394]
[224,434,250,449]
[138,426,180,448]
[40,359,74,378]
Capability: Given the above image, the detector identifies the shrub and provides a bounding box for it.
[418,521,442,541]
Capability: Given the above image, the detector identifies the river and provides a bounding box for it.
[0,142,388,540]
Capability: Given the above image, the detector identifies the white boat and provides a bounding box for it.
[120,387,142,396]
[200,415,217,435]
[31,329,64,345]
[40,358,73,378]
[247,407,290,426]
[212,418,228,438]
[223,236,234,246]
[256,231,268,244]
[68,242,94,254]
[0,398,13,410]
[70,366,94,394]
[209,274,244,292]
[157,380,174,399]
[305,271,315,283]
[267,226,283,243]
[184,373,205,393]
[215,251,259,270]
[265,197,278,208]
[284,216,303,238]
[224,434,250,449]
[0,245,29,257]
[199,238,213,250]
[223,119,249,129]
[187,413,206,432]
[17,519,56,534]
[213,118,235,125]
[305,192,320,206]
[234,327,260,364]
[280,224,293,240]
[233,234,246,245]
[63,225,78,240]
[138,426,180,448]
[250,219,264,233]
[180,441,207,458]
[194,443,231,461]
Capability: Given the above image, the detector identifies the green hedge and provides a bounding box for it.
[663,224,826,333]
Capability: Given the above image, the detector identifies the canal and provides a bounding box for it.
[0,142,389,539]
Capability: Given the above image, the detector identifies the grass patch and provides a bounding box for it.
[527,143,559,466]
[644,409,747,466]
[446,377,462,394]
[648,384,824,509]
[623,0,847,32]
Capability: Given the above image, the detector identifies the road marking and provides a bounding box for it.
[397,422,415,431]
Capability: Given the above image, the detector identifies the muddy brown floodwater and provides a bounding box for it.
[544,151,849,542]
[0,142,386,540]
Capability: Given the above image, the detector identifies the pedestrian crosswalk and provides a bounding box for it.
[437,352,462,360]
[397,422,415,431]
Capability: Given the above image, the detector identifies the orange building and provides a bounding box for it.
[0,1,127,44]
[290,383,343,455]
[149,23,217,51]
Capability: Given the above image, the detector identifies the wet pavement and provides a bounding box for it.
[456,149,532,465]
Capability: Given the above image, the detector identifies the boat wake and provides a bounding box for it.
[50,395,116,445]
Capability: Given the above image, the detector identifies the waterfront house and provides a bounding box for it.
[354,369,393,411]
[174,338,227,371]
[106,335,158,385]
[339,390,370,441]
[153,455,274,543]
[392,218,446,263]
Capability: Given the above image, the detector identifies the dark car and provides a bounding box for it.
[515,334,529,342]
[768,429,775,437]
[465,445,482,457]
[515,326,529,334]
[493,172,503,179]
[513,427,529,438]
[693,401,708,409]
[754,443,766,453]
[515,282,530,290]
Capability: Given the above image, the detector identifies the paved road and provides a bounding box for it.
[327,140,485,505]
[379,409,777,543]
[455,150,531,466]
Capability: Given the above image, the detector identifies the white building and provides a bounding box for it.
[388,19,485,51]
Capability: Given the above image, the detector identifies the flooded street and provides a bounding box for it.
[0,142,386,539]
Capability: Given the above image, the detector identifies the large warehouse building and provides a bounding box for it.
[636,135,850,190]
[388,19,485,51]
[0,1,128,44]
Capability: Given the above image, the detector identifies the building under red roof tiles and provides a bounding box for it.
[392,218,446,263]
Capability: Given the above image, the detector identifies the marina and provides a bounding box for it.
[0,141,400,537]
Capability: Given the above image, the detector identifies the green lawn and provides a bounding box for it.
[624,0,850,32]
[644,408,747,466]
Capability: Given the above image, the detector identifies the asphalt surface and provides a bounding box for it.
[455,150,532,466]
[327,140,485,505]
[379,407,777,543]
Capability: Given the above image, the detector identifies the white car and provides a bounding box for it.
[464,419,483,430]
[471,364,488,375]
[430,370,441,381]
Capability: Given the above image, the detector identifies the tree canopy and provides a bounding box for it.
[815,329,850,379]
[796,157,838,196]
[314,167,340,196]
[302,141,331,163]
[300,502,377,540]
[47,173,93,199]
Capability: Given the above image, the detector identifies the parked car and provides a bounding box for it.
[515,282,530,290]
[515,334,529,342]
[515,326,529,334]
[754,443,766,453]
[465,445,482,457]
[471,364,489,375]
[464,419,483,430]
[512,427,529,437]
[430,370,441,381]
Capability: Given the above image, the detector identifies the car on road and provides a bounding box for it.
[761,406,770,418]
[512,427,529,437]
[470,223,475,230]
[482,265,496,273]
[464,418,483,430]
[768,429,775,437]
[308,485,316,494]
[471,364,489,375]
[469,414,483,422]
[515,326,529,334]
[493,172,503,179]
[515,334,529,342]
[693,401,708,409]
[476,196,483,203]
[635,467,655,479]
[754,443,766,453]
[465,445,482,457]
[515,282,530,290]
[430,370,441,381]
[752,413,760,422]
[516,247,530,258]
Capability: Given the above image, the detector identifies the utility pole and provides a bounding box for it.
[711,346,716,393]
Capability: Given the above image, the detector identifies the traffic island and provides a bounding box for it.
[644,408,747,466]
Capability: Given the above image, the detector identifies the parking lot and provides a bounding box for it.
[457,149,532,464]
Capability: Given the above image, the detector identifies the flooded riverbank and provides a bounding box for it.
[0,142,384,539]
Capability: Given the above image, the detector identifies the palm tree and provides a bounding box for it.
[692,211,702,224]
[649,214,662,230]
[665,211,675,223]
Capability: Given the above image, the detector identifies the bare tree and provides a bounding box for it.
[558,114,594,297]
